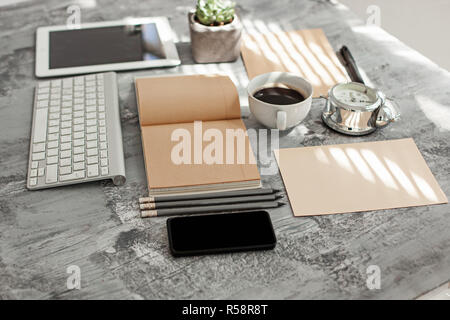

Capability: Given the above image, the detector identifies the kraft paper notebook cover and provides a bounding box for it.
[241,28,350,97]
[274,138,447,217]
[135,74,261,196]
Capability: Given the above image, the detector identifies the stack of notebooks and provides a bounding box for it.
[135,74,261,196]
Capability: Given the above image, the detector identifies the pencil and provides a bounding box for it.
[139,194,283,209]
[140,201,285,218]
[139,187,280,204]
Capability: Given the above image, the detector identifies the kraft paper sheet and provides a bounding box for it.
[274,138,447,217]
[241,28,350,97]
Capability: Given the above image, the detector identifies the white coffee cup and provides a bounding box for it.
[247,72,313,130]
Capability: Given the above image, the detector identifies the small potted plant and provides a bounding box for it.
[188,0,243,63]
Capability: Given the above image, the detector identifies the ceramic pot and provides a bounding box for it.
[188,11,242,63]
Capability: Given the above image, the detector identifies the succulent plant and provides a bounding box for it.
[195,0,236,26]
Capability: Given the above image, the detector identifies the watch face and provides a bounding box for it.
[332,83,379,109]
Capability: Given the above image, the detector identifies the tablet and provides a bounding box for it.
[35,17,180,77]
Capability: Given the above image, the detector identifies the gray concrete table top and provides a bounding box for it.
[0,0,449,299]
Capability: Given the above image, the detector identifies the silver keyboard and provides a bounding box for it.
[27,72,126,190]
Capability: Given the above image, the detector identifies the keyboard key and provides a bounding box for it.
[99,134,107,142]
[31,161,38,169]
[60,158,71,167]
[61,108,72,114]
[73,111,84,118]
[48,126,59,134]
[98,105,105,112]
[48,140,58,148]
[73,117,84,125]
[47,149,58,157]
[99,127,106,134]
[33,108,48,143]
[61,135,72,143]
[86,99,96,105]
[48,133,59,141]
[86,126,97,134]
[38,81,50,88]
[74,91,84,98]
[86,119,96,126]
[101,158,108,167]
[99,119,106,126]
[74,131,84,139]
[100,142,107,150]
[86,74,96,81]
[100,150,108,158]
[60,150,71,158]
[61,121,72,128]
[59,166,72,175]
[62,101,72,107]
[37,100,49,108]
[62,95,72,101]
[49,106,60,112]
[60,142,71,150]
[50,98,61,107]
[86,105,96,112]
[38,87,50,94]
[38,167,45,176]
[86,133,97,141]
[33,143,45,152]
[60,170,85,181]
[51,80,61,87]
[37,93,48,100]
[74,138,84,147]
[49,113,60,120]
[61,114,71,121]
[74,162,85,170]
[87,164,99,177]
[74,146,84,154]
[63,78,73,88]
[74,124,84,132]
[86,140,97,149]
[87,148,98,156]
[74,154,84,162]
[86,112,96,119]
[73,104,84,111]
[32,152,45,161]
[29,177,37,186]
[46,164,58,183]
[87,156,98,165]
[61,128,71,135]
[74,77,84,85]
[47,156,58,164]
[98,112,105,120]
[98,98,105,105]
[48,119,59,127]
[30,169,37,177]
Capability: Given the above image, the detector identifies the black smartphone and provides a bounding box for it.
[167,211,276,257]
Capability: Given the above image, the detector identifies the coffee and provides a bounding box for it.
[253,87,305,105]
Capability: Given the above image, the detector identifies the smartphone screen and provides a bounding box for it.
[167,211,276,256]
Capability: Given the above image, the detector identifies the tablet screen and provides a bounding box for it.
[49,23,166,69]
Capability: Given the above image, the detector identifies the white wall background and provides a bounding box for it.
[339,0,450,72]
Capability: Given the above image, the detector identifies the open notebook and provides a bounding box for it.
[135,74,261,196]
